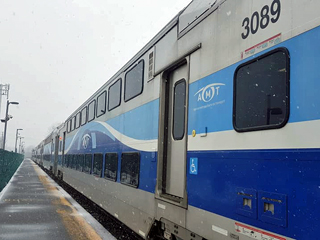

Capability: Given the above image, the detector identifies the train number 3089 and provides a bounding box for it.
[241,0,281,40]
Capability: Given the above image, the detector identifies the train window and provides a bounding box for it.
[93,153,103,177]
[72,155,77,169]
[84,154,92,174]
[81,107,87,126]
[120,152,140,188]
[75,112,81,129]
[67,121,70,133]
[77,154,84,172]
[233,48,290,132]
[124,60,144,102]
[108,78,121,111]
[71,117,76,131]
[104,153,118,181]
[173,79,186,140]
[66,155,70,168]
[88,100,96,122]
[68,119,72,133]
[97,91,106,117]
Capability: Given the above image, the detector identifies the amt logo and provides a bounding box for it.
[194,83,225,102]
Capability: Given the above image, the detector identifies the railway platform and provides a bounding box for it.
[0,159,115,240]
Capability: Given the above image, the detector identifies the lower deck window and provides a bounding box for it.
[120,152,140,187]
[104,153,118,181]
[84,154,92,174]
[93,153,103,177]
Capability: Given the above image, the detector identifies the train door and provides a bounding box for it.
[62,131,66,166]
[157,60,189,205]
[54,135,59,175]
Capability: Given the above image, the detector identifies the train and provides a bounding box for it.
[32,0,320,239]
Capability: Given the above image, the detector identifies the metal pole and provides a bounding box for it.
[15,129,18,153]
[15,129,22,153]
[2,100,9,150]
[19,137,24,154]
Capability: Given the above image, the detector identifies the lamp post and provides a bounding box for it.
[15,128,23,153]
[18,137,24,154]
[2,100,19,150]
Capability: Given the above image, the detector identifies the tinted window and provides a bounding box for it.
[234,48,289,132]
[88,100,96,122]
[81,107,87,126]
[104,153,118,181]
[84,154,92,174]
[173,80,186,140]
[71,117,75,131]
[97,91,106,117]
[124,60,144,101]
[67,120,71,132]
[93,153,103,177]
[75,112,81,129]
[120,152,140,187]
[108,79,121,111]
[72,155,77,169]
[78,154,84,172]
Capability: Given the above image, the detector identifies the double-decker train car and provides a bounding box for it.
[35,0,320,239]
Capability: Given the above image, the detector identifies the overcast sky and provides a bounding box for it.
[0,0,191,153]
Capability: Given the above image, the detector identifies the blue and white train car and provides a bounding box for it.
[40,0,320,239]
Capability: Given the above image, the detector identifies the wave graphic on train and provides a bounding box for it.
[64,121,157,154]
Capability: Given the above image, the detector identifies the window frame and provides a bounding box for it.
[233,47,290,132]
[172,79,186,141]
[84,154,92,174]
[88,100,96,122]
[75,112,81,129]
[120,152,140,188]
[108,78,122,111]
[104,152,118,181]
[96,91,107,118]
[124,60,144,102]
[81,107,87,126]
[93,153,103,177]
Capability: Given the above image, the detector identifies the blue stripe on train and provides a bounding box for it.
[188,25,320,134]
[187,149,320,239]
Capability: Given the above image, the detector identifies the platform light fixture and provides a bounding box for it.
[3,100,19,150]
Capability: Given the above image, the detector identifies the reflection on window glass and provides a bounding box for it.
[67,121,71,133]
[72,155,77,169]
[75,112,81,128]
[125,61,144,101]
[120,152,140,187]
[105,153,118,181]
[78,154,84,172]
[93,153,103,177]
[97,91,106,117]
[88,100,96,122]
[85,154,92,174]
[173,80,186,140]
[81,107,87,125]
[71,117,75,131]
[108,79,121,111]
[234,49,289,131]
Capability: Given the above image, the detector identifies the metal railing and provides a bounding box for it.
[0,150,24,191]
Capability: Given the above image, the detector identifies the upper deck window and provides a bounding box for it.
[81,107,87,126]
[124,60,144,102]
[233,48,290,132]
[97,91,106,117]
[108,78,121,111]
[88,100,96,122]
[71,117,75,131]
[75,112,81,129]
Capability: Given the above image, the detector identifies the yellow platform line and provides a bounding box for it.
[33,165,102,240]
